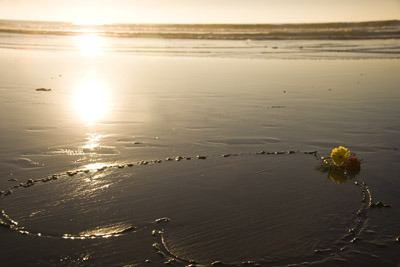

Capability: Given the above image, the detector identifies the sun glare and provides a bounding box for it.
[74,72,113,124]
[73,20,107,26]
[83,163,108,171]
[75,34,104,55]
[82,133,103,150]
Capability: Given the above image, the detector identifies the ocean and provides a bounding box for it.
[0,19,399,266]
[1,19,400,59]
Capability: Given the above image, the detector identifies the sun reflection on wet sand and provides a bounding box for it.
[74,71,113,124]
[74,34,104,55]
[83,163,108,171]
[82,133,102,150]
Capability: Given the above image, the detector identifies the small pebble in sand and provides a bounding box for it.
[371,201,389,208]
[396,236,400,243]
[350,237,358,243]
[304,151,317,155]
[35,88,51,92]
[211,260,225,266]
[8,178,18,182]
[145,259,151,263]
[165,258,176,264]
[197,155,207,159]
[152,243,161,251]
[155,217,170,223]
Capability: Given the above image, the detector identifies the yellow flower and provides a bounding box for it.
[330,146,350,166]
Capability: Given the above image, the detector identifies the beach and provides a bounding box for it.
[0,23,400,266]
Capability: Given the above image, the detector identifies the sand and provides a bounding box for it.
[0,47,399,266]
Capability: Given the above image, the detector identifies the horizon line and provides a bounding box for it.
[1,18,399,26]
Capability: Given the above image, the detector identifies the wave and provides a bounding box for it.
[1,19,400,40]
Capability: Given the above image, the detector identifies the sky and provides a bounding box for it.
[0,0,399,24]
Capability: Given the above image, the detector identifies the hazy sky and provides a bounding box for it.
[0,0,399,24]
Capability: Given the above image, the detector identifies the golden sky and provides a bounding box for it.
[0,0,399,24]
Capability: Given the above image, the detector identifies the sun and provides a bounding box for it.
[73,14,109,26]
[73,20,107,26]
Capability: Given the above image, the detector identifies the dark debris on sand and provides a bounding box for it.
[35,88,51,92]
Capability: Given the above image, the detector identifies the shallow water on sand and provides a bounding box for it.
[0,48,399,266]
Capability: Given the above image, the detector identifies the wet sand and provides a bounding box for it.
[0,48,400,266]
